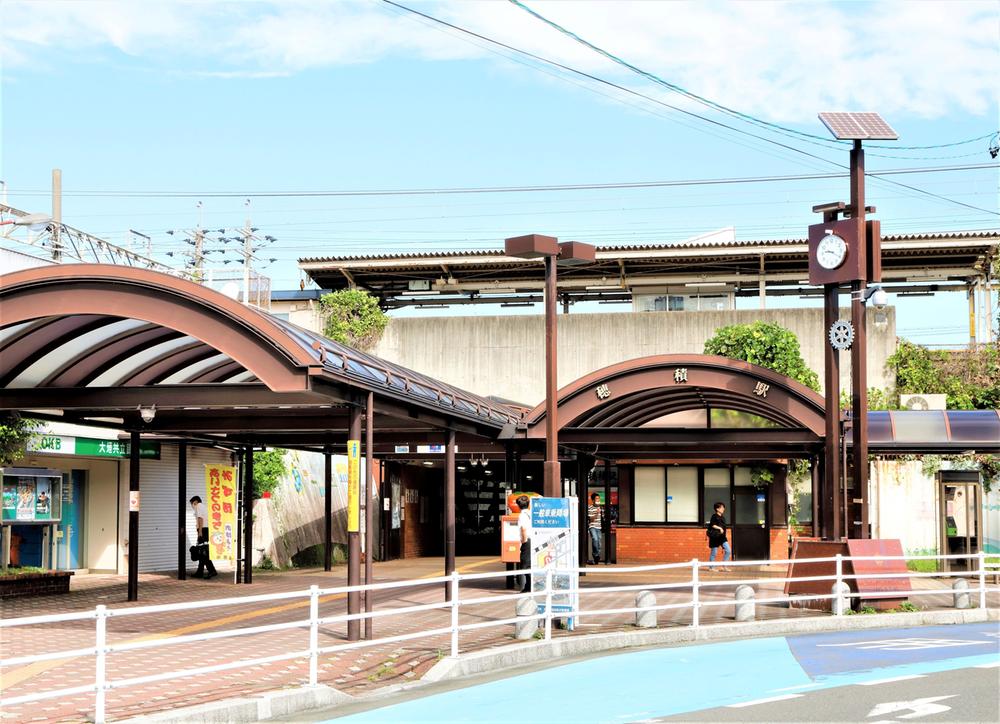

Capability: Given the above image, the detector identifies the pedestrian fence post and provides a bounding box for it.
[952,577,971,610]
[734,585,755,622]
[834,554,844,616]
[544,568,554,641]
[308,585,320,686]
[691,559,700,628]
[977,551,987,610]
[450,572,460,657]
[94,604,108,724]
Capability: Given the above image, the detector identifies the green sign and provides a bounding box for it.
[28,435,160,460]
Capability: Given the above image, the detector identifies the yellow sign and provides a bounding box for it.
[205,464,238,560]
[347,439,360,533]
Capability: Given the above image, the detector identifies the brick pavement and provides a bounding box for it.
[1,559,995,723]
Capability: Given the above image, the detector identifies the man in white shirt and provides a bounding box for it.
[189,495,217,579]
[516,495,532,593]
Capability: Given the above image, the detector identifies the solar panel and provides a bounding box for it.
[818,111,898,140]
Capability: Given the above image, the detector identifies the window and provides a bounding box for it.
[634,467,666,522]
[734,467,753,486]
[667,466,698,522]
[703,468,729,523]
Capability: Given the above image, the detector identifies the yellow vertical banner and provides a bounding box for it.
[347,439,360,533]
[205,463,238,560]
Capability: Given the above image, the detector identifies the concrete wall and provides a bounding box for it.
[371,307,897,406]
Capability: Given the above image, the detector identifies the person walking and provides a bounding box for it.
[707,502,731,571]
[588,492,603,564]
[189,495,218,579]
[515,495,532,593]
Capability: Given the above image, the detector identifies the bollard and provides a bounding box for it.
[514,596,538,639]
[635,590,657,628]
[831,581,851,616]
[734,585,755,622]
[952,578,971,609]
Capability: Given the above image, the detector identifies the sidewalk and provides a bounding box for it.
[0,558,993,723]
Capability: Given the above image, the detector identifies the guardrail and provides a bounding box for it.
[0,551,994,723]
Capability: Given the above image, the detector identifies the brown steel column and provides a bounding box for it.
[324,446,333,572]
[823,284,841,541]
[177,443,187,581]
[543,253,560,497]
[348,405,362,641]
[365,392,375,639]
[243,446,254,583]
[603,458,612,564]
[127,430,140,601]
[444,428,456,600]
[849,141,869,540]
[811,456,820,535]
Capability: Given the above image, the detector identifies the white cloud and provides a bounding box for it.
[1,0,996,122]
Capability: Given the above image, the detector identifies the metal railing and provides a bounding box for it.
[0,551,994,723]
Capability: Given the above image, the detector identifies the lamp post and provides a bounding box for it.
[504,234,595,497]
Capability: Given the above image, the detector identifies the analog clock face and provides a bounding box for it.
[816,233,848,270]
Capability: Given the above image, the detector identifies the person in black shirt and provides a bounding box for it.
[707,502,731,571]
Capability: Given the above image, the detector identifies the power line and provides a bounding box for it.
[380,1,998,217]
[6,163,996,199]
[506,0,997,153]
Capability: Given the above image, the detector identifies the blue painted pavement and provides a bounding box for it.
[327,623,999,723]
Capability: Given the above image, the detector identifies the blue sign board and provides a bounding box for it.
[531,497,570,529]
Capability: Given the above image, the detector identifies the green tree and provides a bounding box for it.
[703,321,821,391]
[253,448,288,498]
[0,414,39,467]
[888,339,999,410]
[319,289,389,351]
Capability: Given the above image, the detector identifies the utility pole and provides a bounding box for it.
[51,168,62,262]
[242,199,253,306]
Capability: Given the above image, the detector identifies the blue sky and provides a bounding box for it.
[1,1,997,344]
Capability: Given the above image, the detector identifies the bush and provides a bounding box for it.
[252,448,287,498]
[319,289,388,351]
[704,321,820,391]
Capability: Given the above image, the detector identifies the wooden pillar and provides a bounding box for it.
[243,446,254,584]
[365,391,375,639]
[177,443,187,581]
[444,428,456,600]
[347,405,362,641]
[324,446,333,572]
[127,430,140,601]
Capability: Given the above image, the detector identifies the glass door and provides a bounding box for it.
[940,478,981,572]
[732,466,769,560]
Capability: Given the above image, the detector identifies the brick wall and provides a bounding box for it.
[0,571,73,599]
[617,526,791,563]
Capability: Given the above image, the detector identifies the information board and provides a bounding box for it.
[530,496,579,629]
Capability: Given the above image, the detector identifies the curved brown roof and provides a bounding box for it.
[522,354,826,436]
[0,265,519,430]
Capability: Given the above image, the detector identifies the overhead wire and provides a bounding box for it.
[506,0,998,153]
[380,1,998,217]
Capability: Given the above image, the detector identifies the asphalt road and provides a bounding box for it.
[659,665,1000,722]
[289,622,999,723]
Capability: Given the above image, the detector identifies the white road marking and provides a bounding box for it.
[867,695,955,720]
[726,694,803,708]
[818,637,990,651]
[857,674,926,686]
[770,682,824,692]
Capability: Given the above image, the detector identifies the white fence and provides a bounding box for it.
[0,551,995,723]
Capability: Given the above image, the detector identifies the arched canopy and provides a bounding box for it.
[0,265,518,442]
[523,355,826,452]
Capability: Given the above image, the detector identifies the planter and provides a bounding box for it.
[0,570,74,599]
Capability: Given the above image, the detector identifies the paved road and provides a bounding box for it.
[660,666,1000,722]
[307,623,999,723]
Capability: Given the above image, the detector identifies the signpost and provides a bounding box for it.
[530,496,579,630]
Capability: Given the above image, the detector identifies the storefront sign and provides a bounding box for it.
[27,435,161,459]
[204,464,237,560]
[347,439,360,533]
[416,444,445,454]
[394,445,411,454]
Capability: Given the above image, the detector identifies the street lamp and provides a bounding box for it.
[0,212,53,232]
[504,234,596,497]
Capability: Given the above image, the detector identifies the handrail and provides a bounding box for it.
[0,550,993,723]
